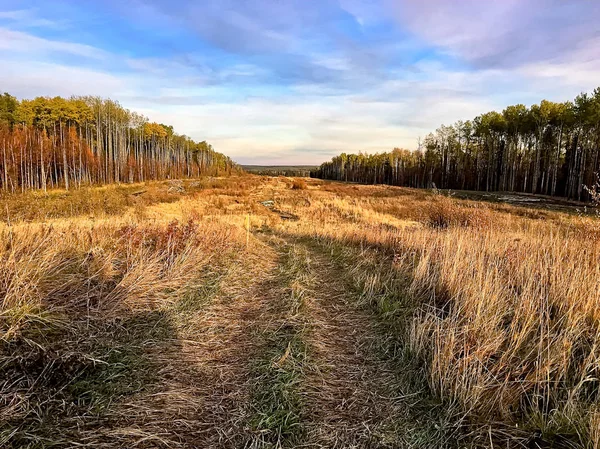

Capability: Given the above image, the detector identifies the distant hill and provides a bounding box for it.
[242,165,318,177]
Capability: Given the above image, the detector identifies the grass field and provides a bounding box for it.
[1,175,599,448]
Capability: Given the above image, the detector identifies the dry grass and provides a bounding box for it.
[1,175,599,448]
[0,176,263,223]
[263,179,600,447]
[0,216,249,445]
[0,178,259,447]
[421,193,492,229]
[291,179,307,190]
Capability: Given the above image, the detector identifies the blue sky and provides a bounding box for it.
[1,0,599,164]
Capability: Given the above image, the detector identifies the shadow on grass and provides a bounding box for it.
[271,225,598,448]
[1,308,180,447]
[263,227,536,449]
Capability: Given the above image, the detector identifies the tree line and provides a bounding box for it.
[0,93,237,192]
[311,88,600,200]
[243,165,317,177]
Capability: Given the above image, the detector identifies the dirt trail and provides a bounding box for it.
[88,242,284,448]
[87,232,413,448]
[294,239,409,448]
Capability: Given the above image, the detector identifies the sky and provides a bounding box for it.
[0,1,599,164]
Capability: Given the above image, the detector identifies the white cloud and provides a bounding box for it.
[1,2,599,165]
[126,66,501,164]
[0,8,62,28]
[0,28,108,59]
[391,0,600,71]
[0,59,127,98]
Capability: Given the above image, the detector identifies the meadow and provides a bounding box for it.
[1,175,599,448]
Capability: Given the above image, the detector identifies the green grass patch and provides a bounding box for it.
[247,243,312,447]
[249,328,307,446]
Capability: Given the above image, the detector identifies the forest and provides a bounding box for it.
[0,93,236,192]
[312,88,600,200]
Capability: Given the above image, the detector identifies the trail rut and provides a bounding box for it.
[88,233,416,448]
[289,239,410,448]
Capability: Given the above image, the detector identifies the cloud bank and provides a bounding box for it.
[0,0,598,164]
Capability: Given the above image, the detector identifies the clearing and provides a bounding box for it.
[1,176,599,448]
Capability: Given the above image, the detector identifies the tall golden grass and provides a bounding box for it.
[274,181,600,445]
[1,175,599,446]
[0,177,263,446]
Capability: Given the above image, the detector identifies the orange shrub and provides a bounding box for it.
[291,179,307,190]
